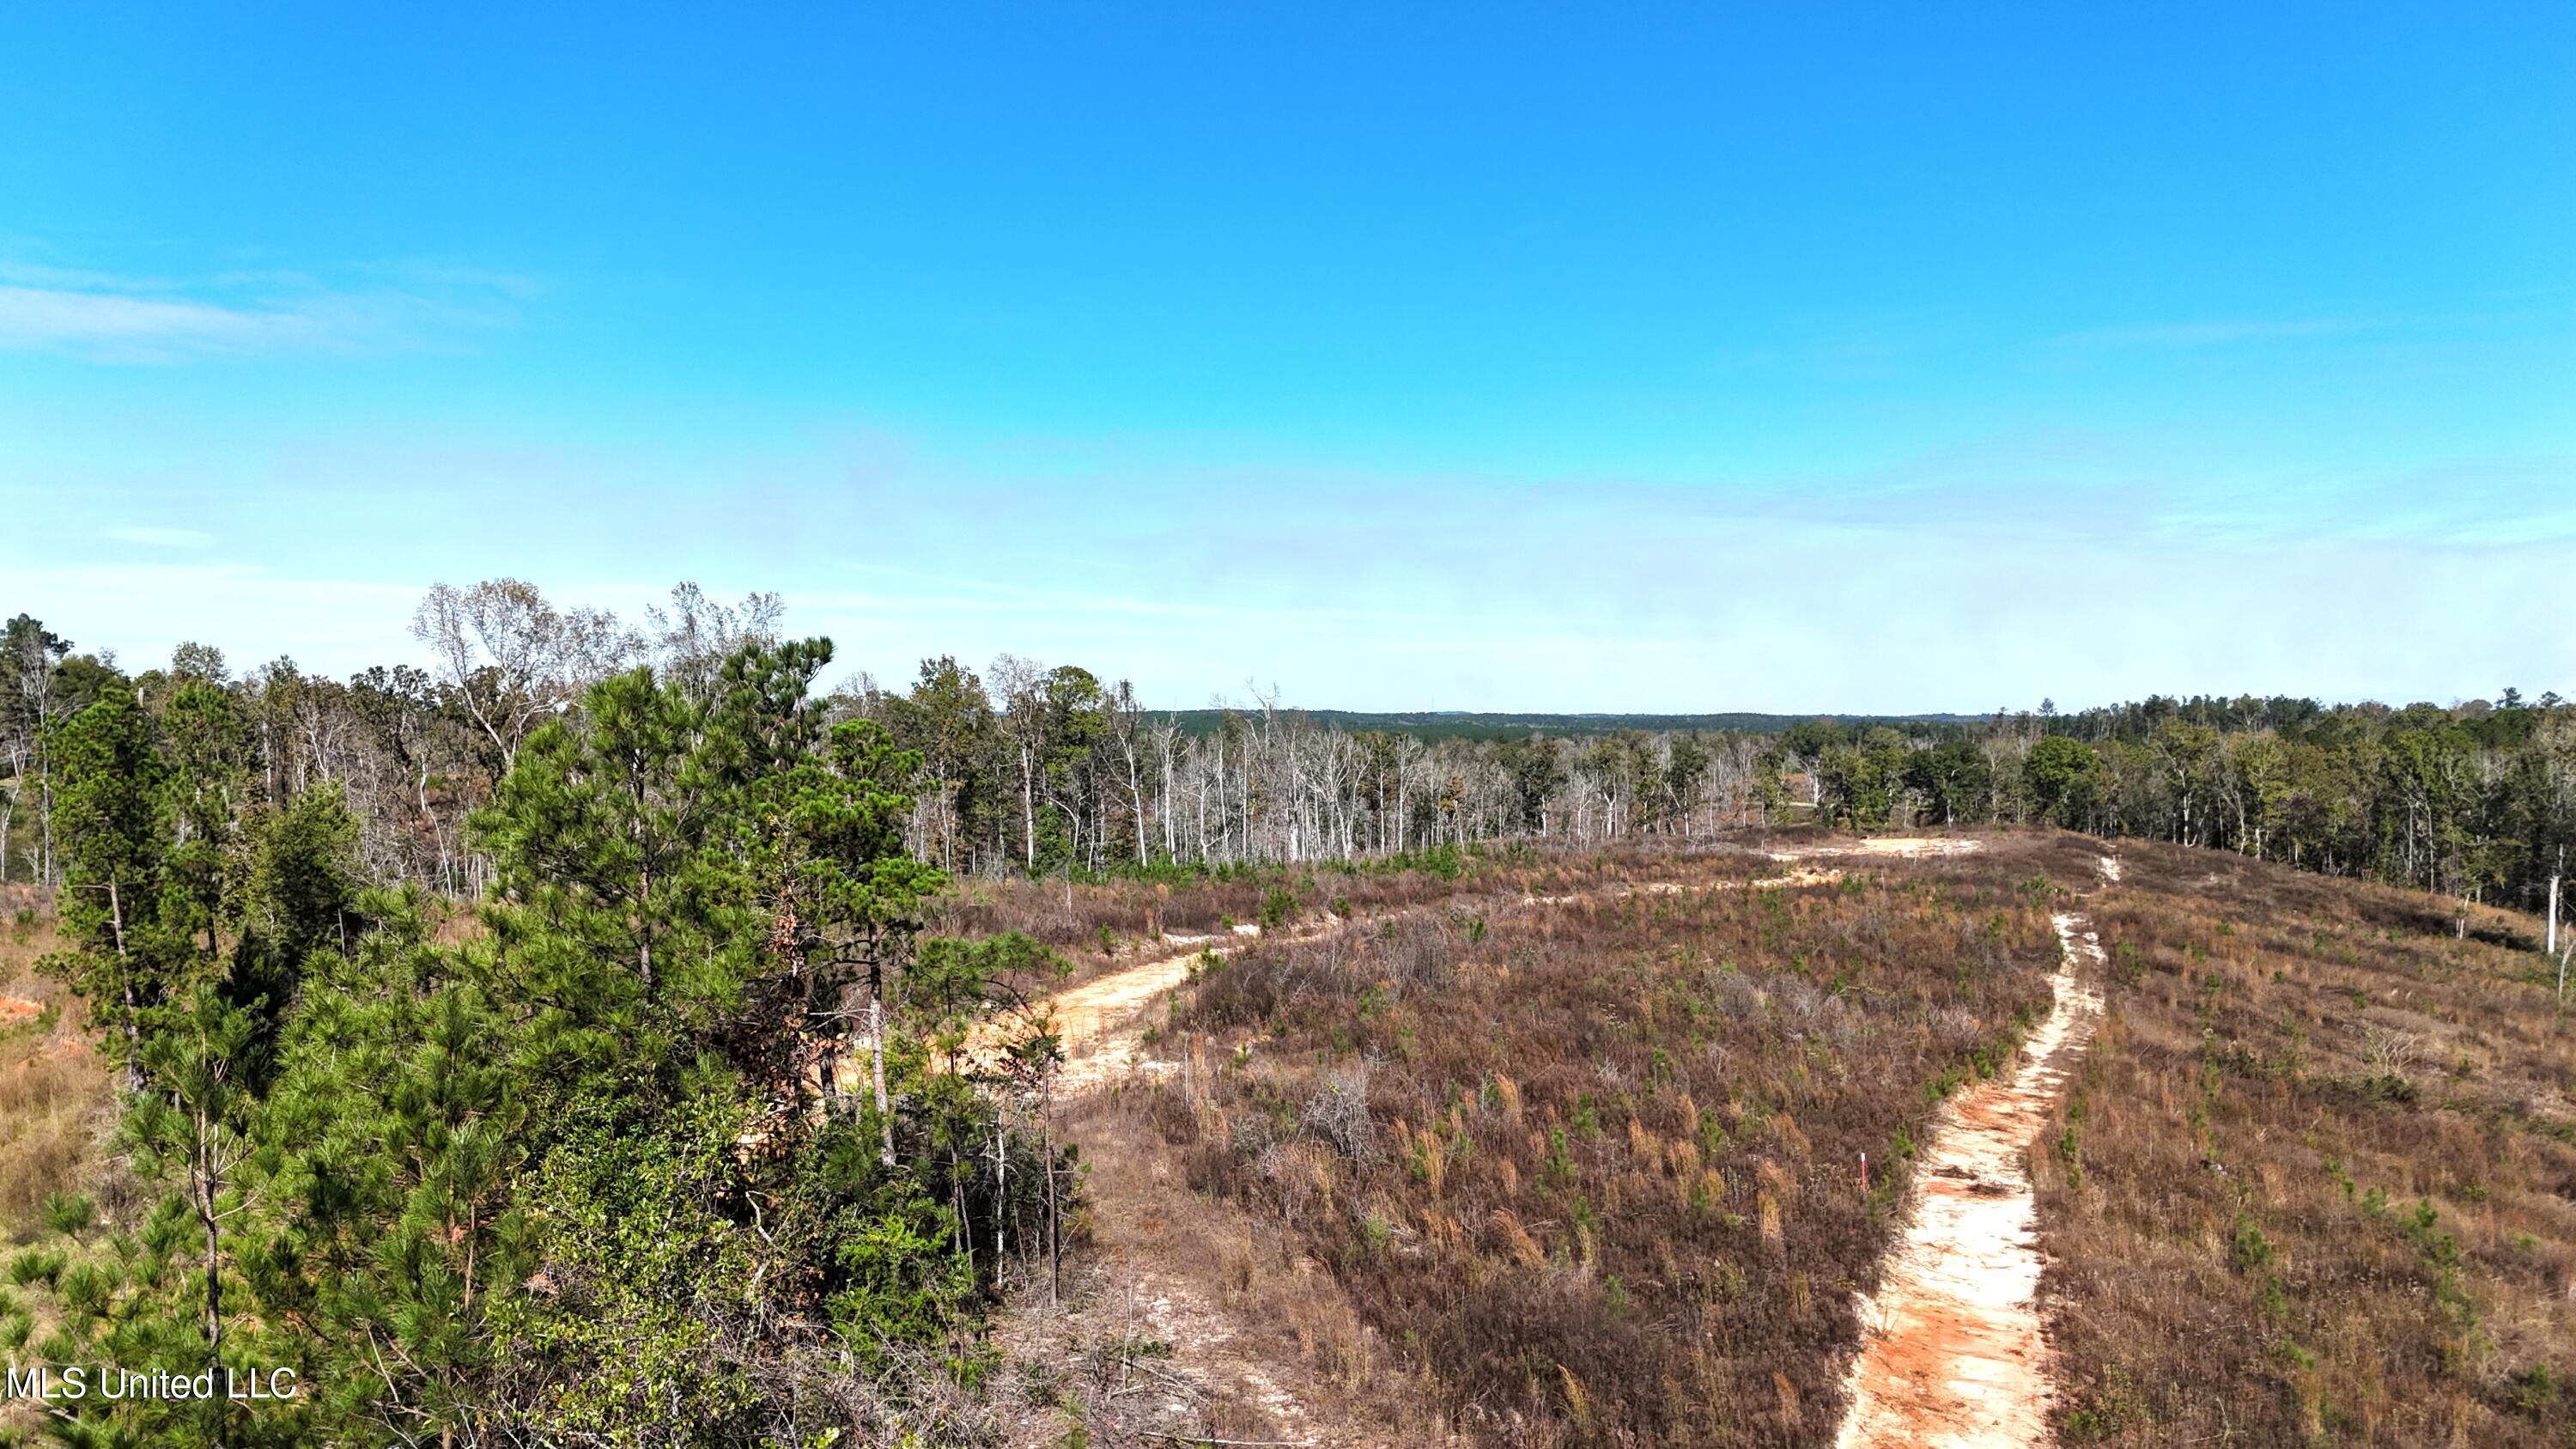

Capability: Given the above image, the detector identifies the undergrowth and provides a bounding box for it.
[1115,833,2093,1446]
[2037,840,2576,1445]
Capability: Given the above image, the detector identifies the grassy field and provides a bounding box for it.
[1105,831,2100,1446]
[0,899,115,1443]
[2036,839,2576,1445]
[0,904,111,1246]
[923,836,1829,993]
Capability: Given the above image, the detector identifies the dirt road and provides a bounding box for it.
[982,837,2071,1448]
[1832,885,2109,1449]
[1771,836,1986,862]
[1010,838,1985,1087]
[975,926,1257,1090]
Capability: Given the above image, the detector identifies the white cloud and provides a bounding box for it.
[0,559,422,674]
[2048,317,2368,349]
[104,526,216,548]
[13,426,2573,712]
[0,284,319,358]
[0,261,522,362]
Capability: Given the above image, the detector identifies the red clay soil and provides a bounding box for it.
[1832,887,2111,1449]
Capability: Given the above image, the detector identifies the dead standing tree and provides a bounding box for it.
[410,578,635,776]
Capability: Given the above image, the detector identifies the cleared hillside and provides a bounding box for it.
[0,906,106,1245]
[1100,833,2102,1446]
[2035,840,2576,1444]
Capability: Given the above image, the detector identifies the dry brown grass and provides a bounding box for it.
[1101,831,2101,1446]
[927,843,1798,995]
[2035,839,2576,1445]
[990,1085,1449,1448]
[0,912,114,1244]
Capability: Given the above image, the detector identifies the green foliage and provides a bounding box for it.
[40,681,178,1071]
[248,892,533,1446]
[495,1095,769,1443]
[1905,740,1993,825]
[159,676,251,965]
[39,1191,94,1238]
[6,1247,64,1289]
[2227,1210,2275,1274]
[2512,1363,2561,1419]
[2025,735,2103,829]
[15,640,1062,1446]
[1820,732,1908,828]
[1492,736,1566,833]
[30,983,291,1449]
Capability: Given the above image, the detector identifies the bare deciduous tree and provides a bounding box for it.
[410,578,635,773]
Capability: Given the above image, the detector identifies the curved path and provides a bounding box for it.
[1832,863,2111,1448]
[979,925,1259,1090]
[977,837,2093,1446]
[998,837,1990,1094]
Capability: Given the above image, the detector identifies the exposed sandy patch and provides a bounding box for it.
[1856,837,1984,858]
[1012,861,1868,1090]
[996,1258,1364,1448]
[0,997,41,1028]
[1832,904,2107,1449]
[1518,868,1841,909]
[1772,836,1986,863]
[994,1094,1433,1449]
[978,937,1235,1091]
[1760,866,1846,889]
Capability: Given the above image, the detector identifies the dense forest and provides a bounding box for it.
[7,579,2571,922]
[1,596,1071,1446]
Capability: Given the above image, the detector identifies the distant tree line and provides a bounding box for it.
[1759,697,2576,929]
[7,583,2570,925]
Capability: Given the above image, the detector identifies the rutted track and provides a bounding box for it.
[1831,861,2112,1449]
[980,837,2071,1447]
[983,925,1260,1090]
[996,837,1992,1097]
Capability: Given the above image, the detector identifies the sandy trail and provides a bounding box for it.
[1011,839,1983,1088]
[1025,859,1877,1085]
[1771,836,1986,862]
[969,926,1261,1091]
[1516,869,1843,908]
[1832,894,2107,1449]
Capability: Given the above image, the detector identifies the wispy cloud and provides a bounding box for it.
[2047,316,2371,349]
[105,525,216,548]
[0,258,526,362]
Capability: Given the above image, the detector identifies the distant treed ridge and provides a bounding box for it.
[3,580,2568,922]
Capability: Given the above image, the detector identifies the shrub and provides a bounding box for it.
[1132,833,2079,1445]
[2037,837,2576,1446]
[2226,1211,2273,1274]
[38,1191,92,1238]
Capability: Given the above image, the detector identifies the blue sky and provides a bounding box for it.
[4,3,2572,710]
